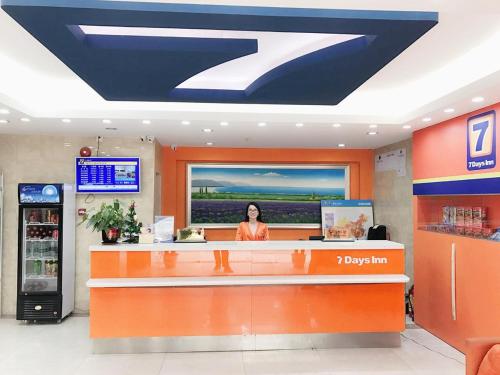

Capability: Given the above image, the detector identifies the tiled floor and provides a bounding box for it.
[0,317,465,375]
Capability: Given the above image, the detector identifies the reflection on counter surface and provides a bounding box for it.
[91,248,404,278]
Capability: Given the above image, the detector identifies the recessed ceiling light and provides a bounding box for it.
[472,96,484,103]
[369,124,378,129]
[338,143,346,147]
[203,128,213,133]
[295,123,304,128]
[0,119,9,124]
[443,108,455,113]
[102,119,112,124]
[367,131,378,136]
[63,143,72,147]
[89,146,95,149]
[332,123,341,128]
[142,120,151,125]
[181,120,191,125]
[105,127,117,131]
[61,118,71,123]
[220,121,229,126]
[403,125,412,129]
[114,146,121,149]
[258,122,267,127]
[206,142,214,146]
[20,117,31,122]
[0,109,10,115]
[422,117,431,123]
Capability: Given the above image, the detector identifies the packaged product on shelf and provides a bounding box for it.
[482,227,493,238]
[489,228,500,241]
[449,207,456,225]
[464,207,473,227]
[472,207,487,228]
[442,206,451,225]
[464,226,474,237]
[455,207,465,226]
[472,227,483,238]
[455,226,465,235]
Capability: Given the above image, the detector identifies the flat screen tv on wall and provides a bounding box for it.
[75,157,140,194]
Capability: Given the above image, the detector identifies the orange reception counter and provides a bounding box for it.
[87,240,409,353]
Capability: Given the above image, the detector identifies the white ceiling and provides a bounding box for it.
[0,0,500,149]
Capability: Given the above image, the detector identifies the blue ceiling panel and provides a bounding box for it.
[1,0,438,105]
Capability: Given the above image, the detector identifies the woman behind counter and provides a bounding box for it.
[235,202,269,241]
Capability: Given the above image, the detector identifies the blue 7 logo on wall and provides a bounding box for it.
[467,111,496,171]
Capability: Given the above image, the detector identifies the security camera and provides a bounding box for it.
[170,144,177,151]
[146,136,155,143]
[140,136,145,142]
[96,136,103,142]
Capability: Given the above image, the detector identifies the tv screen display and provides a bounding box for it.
[75,157,140,194]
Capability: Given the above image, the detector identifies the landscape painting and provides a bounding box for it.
[187,164,349,227]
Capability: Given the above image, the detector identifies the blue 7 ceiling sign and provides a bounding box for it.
[1,1,438,105]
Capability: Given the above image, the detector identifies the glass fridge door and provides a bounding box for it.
[21,207,60,293]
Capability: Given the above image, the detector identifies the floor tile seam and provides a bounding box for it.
[398,334,465,367]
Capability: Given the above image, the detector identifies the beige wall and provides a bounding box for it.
[374,138,414,288]
[0,134,158,316]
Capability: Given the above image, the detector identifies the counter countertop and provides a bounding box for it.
[87,274,410,288]
[89,240,404,252]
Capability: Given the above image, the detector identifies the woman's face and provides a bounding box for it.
[247,205,259,220]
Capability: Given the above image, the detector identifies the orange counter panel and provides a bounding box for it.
[90,284,405,338]
[90,249,404,278]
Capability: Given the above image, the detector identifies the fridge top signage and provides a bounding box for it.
[19,184,63,204]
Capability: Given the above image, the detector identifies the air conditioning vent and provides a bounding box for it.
[18,296,61,320]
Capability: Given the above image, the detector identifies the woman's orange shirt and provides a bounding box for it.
[235,222,269,241]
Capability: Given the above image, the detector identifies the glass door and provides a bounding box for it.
[21,207,60,293]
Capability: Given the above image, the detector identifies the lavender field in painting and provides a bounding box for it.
[191,200,320,224]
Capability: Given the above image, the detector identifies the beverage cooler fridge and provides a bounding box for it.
[16,183,75,322]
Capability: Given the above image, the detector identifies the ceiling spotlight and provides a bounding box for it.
[0,109,10,115]
[220,121,229,126]
[0,119,9,124]
[258,122,267,127]
[62,119,72,123]
[142,120,151,125]
[403,125,412,129]
[181,120,191,125]
[20,117,31,122]
[444,108,455,113]
[295,123,304,128]
[472,96,484,103]
[338,143,346,147]
[422,117,431,123]
[367,131,378,136]
[206,142,214,146]
[332,123,341,128]
[369,124,378,129]
[102,119,112,124]
[203,128,213,133]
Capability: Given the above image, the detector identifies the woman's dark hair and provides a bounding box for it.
[244,201,264,222]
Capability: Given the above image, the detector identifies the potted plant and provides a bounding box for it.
[122,201,143,244]
[81,199,125,244]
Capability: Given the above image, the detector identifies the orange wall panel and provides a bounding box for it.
[161,147,374,240]
[413,103,500,180]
